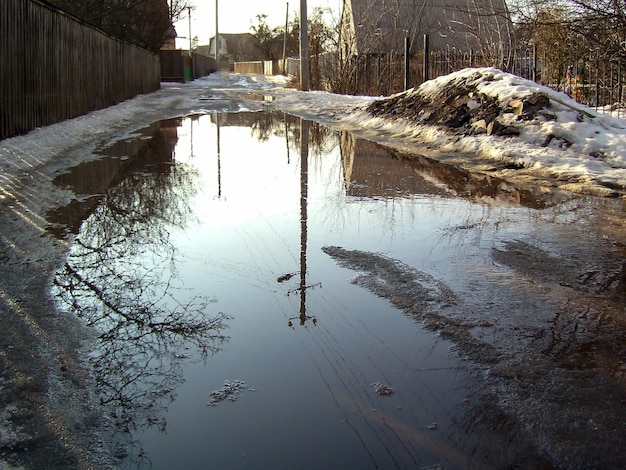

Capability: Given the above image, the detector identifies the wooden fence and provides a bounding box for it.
[192,53,217,79]
[159,51,216,82]
[1,0,161,140]
[233,60,282,75]
[159,50,187,82]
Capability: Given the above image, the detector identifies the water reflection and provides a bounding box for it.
[48,120,180,237]
[287,119,318,327]
[46,111,626,468]
[50,120,230,438]
[339,132,571,209]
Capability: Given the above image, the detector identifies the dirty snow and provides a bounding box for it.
[2,68,626,195]
[202,69,626,193]
[275,68,626,193]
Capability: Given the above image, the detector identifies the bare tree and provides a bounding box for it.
[168,0,194,24]
[47,0,174,52]
[251,14,277,59]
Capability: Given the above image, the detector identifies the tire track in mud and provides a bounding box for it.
[322,245,501,364]
[321,244,626,468]
[228,216,481,468]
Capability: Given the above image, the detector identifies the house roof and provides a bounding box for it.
[341,0,513,55]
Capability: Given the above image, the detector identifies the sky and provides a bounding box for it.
[174,0,342,47]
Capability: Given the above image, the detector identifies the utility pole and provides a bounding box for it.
[423,34,429,83]
[215,0,219,65]
[299,0,309,90]
[188,7,193,79]
[282,2,289,75]
[404,36,410,90]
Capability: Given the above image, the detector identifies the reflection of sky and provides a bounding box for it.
[127,115,508,469]
[66,113,617,469]
[176,115,306,225]
[172,115,496,254]
[166,115,550,321]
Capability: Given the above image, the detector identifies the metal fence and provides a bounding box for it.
[344,49,492,96]
[1,0,161,140]
[511,47,625,112]
[337,37,625,112]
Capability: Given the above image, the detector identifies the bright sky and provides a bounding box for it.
[175,0,342,47]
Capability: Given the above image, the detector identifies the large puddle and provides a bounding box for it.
[48,112,626,468]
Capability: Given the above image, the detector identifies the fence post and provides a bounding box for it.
[532,43,537,82]
[595,50,599,108]
[423,34,429,83]
[404,37,411,90]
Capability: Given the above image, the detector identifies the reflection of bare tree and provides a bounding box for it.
[210,111,338,156]
[52,141,230,436]
[210,112,281,143]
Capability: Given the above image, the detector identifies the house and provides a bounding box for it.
[161,24,177,50]
[208,33,264,67]
[194,45,212,57]
[340,0,513,63]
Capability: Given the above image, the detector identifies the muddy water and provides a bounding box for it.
[48,112,626,468]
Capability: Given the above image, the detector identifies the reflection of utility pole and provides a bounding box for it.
[190,117,194,159]
[288,119,317,327]
[299,118,309,323]
[215,113,222,198]
[284,114,290,164]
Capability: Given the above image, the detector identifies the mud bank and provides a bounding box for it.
[322,242,626,468]
[0,154,115,468]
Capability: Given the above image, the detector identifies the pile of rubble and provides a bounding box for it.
[367,69,554,139]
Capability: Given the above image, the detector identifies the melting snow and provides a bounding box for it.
[2,68,626,194]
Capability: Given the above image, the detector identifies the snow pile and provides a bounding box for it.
[354,68,626,192]
[201,71,289,90]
